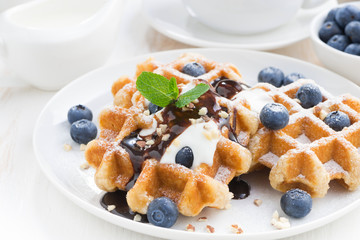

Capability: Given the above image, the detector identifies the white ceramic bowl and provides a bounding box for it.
[310,1,360,86]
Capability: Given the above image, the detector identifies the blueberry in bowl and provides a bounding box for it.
[310,2,360,85]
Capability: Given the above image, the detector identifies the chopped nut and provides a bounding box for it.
[254,199,263,207]
[218,110,229,119]
[231,224,243,234]
[155,111,164,122]
[271,210,290,230]
[182,107,192,112]
[80,162,90,170]
[107,205,116,211]
[146,140,155,145]
[319,109,328,120]
[187,102,195,109]
[143,110,150,116]
[156,128,162,136]
[80,144,87,151]
[173,139,180,147]
[133,214,142,222]
[162,134,170,141]
[202,115,211,122]
[186,224,195,232]
[197,217,207,222]
[63,144,72,152]
[203,123,212,130]
[198,107,208,116]
[192,99,199,104]
[159,124,167,133]
[189,118,196,125]
[206,225,215,233]
[136,140,146,148]
[294,98,301,104]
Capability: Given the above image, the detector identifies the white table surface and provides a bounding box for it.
[0,0,359,239]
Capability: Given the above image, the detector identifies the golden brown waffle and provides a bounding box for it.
[85,54,257,216]
[240,79,360,197]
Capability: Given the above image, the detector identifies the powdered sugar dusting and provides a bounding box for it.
[296,134,312,145]
[258,152,279,166]
[324,159,346,175]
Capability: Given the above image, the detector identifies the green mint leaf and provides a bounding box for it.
[175,83,210,108]
[169,77,179,99]
[136,72,177,107]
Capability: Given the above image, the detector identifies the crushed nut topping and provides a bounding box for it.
[197,217,207,222]
[159,124,167,133]
[156,128,162,136]
[198,107,208,116]
[133,214,142,222]
[146,140,155,145]
[80,144,87,151]
[63,144,72,152]
[206,225,215,233]
[231,224,243,234]
[162,134,170,141]
[136,140,146,148]
[319,109,328,120]
[189,118,196,125]
[192,99,199,104]
[218,110,229,119]
[271,210,290,230]
[107,205,116,211]
[143,110,150,116]
[155,111,164,122]
[254,199,263,207]
[80,162,90,170]
[186,224,195,232]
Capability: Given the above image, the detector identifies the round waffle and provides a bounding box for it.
[85,54,257,216]
[236,79,360,197]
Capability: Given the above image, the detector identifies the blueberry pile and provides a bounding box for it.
[67,104,97,144]
[258,67,306,87]
[319,5,360,56]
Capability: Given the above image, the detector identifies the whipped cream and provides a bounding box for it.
[235,88,274,114]
[160,120,220,169]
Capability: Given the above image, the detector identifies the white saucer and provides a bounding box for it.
[142,0,337,50]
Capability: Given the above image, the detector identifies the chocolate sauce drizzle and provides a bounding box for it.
[101,190,148,222]
[228,177,251,199]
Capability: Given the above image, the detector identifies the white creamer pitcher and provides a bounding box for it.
[0,0,123,90]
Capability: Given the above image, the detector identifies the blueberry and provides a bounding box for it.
[182,62,206,77]
[335,5,360,28]
[70,119,97,144]
[147,197,179,228]
[327,34,350,51]
[345,43,360,56]
[345,21,360,43]
[319,21,343,43]
[296,84,322,109]
[260,103,289,130]
[67,104,93,124]
[324,8,339,22]
[280,189,312,218]
[148,102,163,114]
[283,72,306,86]
[175,146,193,168]
[258,67,284,87]
[324,111,351,131]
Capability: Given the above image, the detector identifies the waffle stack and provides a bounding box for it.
[240,79,360,197]
[85,53,258,216]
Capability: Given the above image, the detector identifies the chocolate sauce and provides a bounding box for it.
[228,176,251,199]
[120,83,238,174]
[101,190,148,222]
[211,78,249,99]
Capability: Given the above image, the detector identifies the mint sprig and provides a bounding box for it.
[136,72,209,108]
